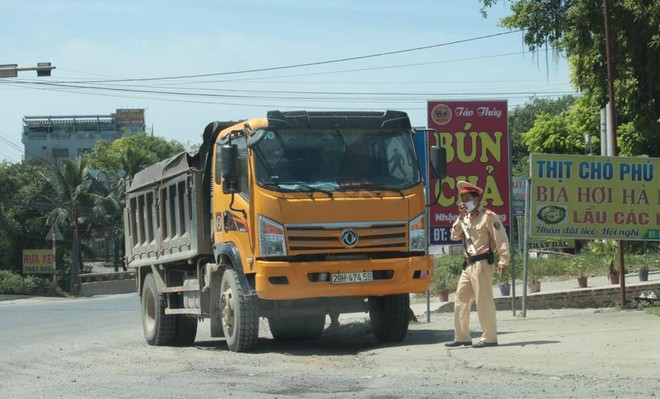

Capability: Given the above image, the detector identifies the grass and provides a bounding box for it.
[647,307,660,317]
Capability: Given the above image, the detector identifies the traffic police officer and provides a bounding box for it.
[445,180,510,348]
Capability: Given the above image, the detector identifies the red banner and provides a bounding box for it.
[427,100,511,244]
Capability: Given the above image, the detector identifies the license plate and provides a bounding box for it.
[331,271,373,284]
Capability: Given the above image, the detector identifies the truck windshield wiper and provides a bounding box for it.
[334,179,404,196]
[261,182,334,198]
[260,182,298,192]
[359,183,404,197]
[289,182,333,198]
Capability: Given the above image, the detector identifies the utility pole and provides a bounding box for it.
[602,0,626,306]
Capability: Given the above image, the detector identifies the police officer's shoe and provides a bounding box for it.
[444,341,472,347]
[472,341,498,348]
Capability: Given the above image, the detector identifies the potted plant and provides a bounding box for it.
[638,264,650,282]
[498,267,511,296]
[528,277,541,293]
[589,240,618,284]
[431,255,462,302]
[527,261,541,293]
[432,269,451,302]
[570,256,590,288]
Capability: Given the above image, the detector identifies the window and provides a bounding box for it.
[236,136,250,200]
[253,128,420,192]
[52,148,69,158]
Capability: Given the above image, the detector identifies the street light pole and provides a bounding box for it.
[0,62,55,78]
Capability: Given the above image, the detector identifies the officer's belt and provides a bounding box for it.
[463,251,493,269]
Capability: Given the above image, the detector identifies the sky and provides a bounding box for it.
[0,0,573,163]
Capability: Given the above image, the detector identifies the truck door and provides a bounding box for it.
[212,135,253,257]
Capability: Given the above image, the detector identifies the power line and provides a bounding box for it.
[3,80,575,113]
[12,80,574,101]
[16,48,537,87]
[41,30,524,84]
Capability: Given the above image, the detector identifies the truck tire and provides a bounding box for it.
[141,273,176,346]
[268,315,325,340]
[220,268,259,352]
[173,316,198,346]
[369,294,410,343]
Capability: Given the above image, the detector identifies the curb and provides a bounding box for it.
[429,280,660,313]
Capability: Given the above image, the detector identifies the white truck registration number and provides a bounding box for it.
[331,272,373,284]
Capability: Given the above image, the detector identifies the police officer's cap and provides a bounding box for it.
[457,180,483,197]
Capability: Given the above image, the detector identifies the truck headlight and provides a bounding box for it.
[258,215,287,257]
[409,213,427,252]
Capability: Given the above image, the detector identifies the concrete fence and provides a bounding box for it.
[438,281,660,313]
[496,281,660,311]
[78,272,137,297]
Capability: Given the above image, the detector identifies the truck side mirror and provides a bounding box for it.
[220,144,241,194]
[430,146,447,179]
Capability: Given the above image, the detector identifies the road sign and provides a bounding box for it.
[45,224,64,241]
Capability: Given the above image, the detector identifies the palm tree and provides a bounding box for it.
[42,157,96,293]
[89,168,126,271]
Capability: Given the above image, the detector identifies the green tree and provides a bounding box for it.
[481,0,660,157]
[89,169,126,271]
[509,95,576,176]
[42,157,97,293]
[0,161,51,273]
[88,134,185,271]
[91,133,185,177]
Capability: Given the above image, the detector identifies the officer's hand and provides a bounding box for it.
[498,264,507,276]
[458,203,467,219]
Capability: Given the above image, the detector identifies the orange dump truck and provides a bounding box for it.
[124,110,445,351]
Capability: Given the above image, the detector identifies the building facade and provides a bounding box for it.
[22,108,146,163]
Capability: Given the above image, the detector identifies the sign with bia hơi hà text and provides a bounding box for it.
[23,249,55,274]
[427,100,511,244]
[530,154,660,241]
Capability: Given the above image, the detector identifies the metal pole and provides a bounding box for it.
[522,177,532,317]
[423,129,431,323]
[52,225,57,283]
[603,0,626,306]
[507,104,516,316]
[599,107,607,155]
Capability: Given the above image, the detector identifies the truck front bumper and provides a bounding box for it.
[254,256,432,300]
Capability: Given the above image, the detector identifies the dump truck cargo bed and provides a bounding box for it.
[124,151,212,268]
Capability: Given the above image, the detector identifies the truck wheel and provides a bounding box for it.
[173,316,198,346]
[220,268,259,352]
[268,315,325,340]
[369,294,410,343]
[141,273,176,346]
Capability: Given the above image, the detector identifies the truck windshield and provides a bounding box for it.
[253,128,421,192]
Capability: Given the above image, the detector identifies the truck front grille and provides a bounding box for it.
[285,221,408,255]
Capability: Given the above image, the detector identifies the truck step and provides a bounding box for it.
[161,284,200,293]
[164,308,202,315]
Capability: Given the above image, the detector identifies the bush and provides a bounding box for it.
[0,270,66,297]
[430,255,463,295]
[0,270,24,294]
[589,240,618,275]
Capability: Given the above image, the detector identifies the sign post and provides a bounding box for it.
[45,224,64,283]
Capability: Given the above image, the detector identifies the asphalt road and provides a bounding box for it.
[1,294,659,398]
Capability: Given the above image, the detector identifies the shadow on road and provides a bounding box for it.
[191,321,455,355]
[496,340,560,347]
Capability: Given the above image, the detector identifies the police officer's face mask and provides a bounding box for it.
[463,200,476,212]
